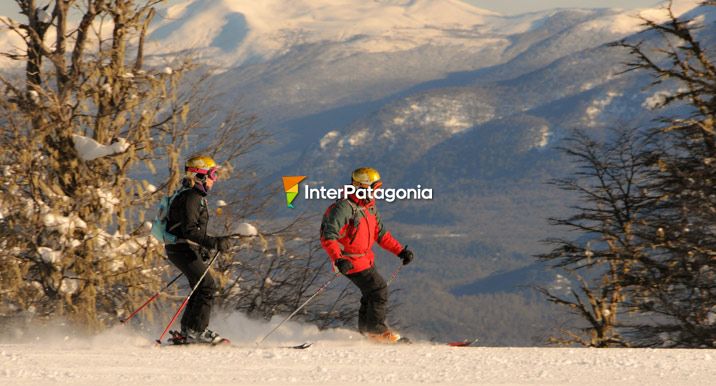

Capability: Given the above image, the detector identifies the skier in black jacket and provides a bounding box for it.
[165,155,232,344]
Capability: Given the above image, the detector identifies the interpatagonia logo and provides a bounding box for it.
[282,175,433,208]
[282,176,307,208]
[304,184,432,202]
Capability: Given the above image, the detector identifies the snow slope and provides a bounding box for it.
[2,316,714,385]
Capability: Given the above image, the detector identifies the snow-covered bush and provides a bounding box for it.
[0,1,265,330]
[0,1,352,335]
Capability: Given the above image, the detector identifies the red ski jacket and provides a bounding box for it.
[320,195,403,274]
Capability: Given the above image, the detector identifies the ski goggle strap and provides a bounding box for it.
[207,166,218,181]
[187,166,219,181]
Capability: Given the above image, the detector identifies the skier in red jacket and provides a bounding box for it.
[320,167,414,343]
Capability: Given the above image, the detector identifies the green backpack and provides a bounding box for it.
[150,187,189,244]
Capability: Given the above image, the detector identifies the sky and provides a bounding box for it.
[0,1,661,19]
[464,0,660,15]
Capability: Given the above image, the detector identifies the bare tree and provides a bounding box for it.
[538,129,653,347]
[613,0,716,347]
[540,1,716,348]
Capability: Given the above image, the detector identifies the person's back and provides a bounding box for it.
[166,183,211,248]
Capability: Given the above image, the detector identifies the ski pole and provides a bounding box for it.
[120,272,183,324]
[386,264,403,286]
[155,250,222,344]
[257,272,341,345]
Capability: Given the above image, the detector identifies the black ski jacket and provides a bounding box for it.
[166,183,218,250]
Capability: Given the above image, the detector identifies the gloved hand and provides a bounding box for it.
[398,246,414,266]
[200,248,211,262]
[335,258,354,275]
[215,236,233,252]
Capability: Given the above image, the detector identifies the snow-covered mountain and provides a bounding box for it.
[143,1,655,126]
[148,0,501,68]
[302,40,639,184]
[186,0,550,124]
[295,0,711,195]
[296,0,705,176]
[147,0,702,67]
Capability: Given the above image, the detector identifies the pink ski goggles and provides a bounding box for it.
[187,166,219,181]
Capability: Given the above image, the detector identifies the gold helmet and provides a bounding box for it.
[185,155,218,181]
[351,167,382,189]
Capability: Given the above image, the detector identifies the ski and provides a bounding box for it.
[158,331,312,350]
[446,338,479,347]
[374,337,477,346]
[158,341,311,349]
[158,339,231,347]
[281,342,313,349]
[363,333,478,346]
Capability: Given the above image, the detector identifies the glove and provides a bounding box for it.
[215,236,233,252]
[398,246,414,266]
[335,258,354,275]
[199,248,211,262]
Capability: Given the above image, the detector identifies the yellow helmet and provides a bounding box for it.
[185,155,218,180]
[351,167,382,189]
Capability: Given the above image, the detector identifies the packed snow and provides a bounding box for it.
[1,312,714,385]
[585,91,622,127]
[72,135,130,162]
[580,0,702,35]
[643,90,673,110]
[533,125,551,149]
[319,131,340,150]
[41,211,88,234]
[36,247,62,264]
[232,222,258,237]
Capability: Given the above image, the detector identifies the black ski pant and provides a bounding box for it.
[165,243,216,332]
[346,266,388,334]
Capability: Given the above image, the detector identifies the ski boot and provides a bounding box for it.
[365,330,406,344]
[168,329,187,345]
[181,327,229,345]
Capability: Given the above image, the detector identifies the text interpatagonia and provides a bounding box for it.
[304,184,433,202]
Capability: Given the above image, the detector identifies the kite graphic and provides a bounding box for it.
[282,176,306,208]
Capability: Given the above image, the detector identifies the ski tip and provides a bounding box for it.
[447,338,479,347]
